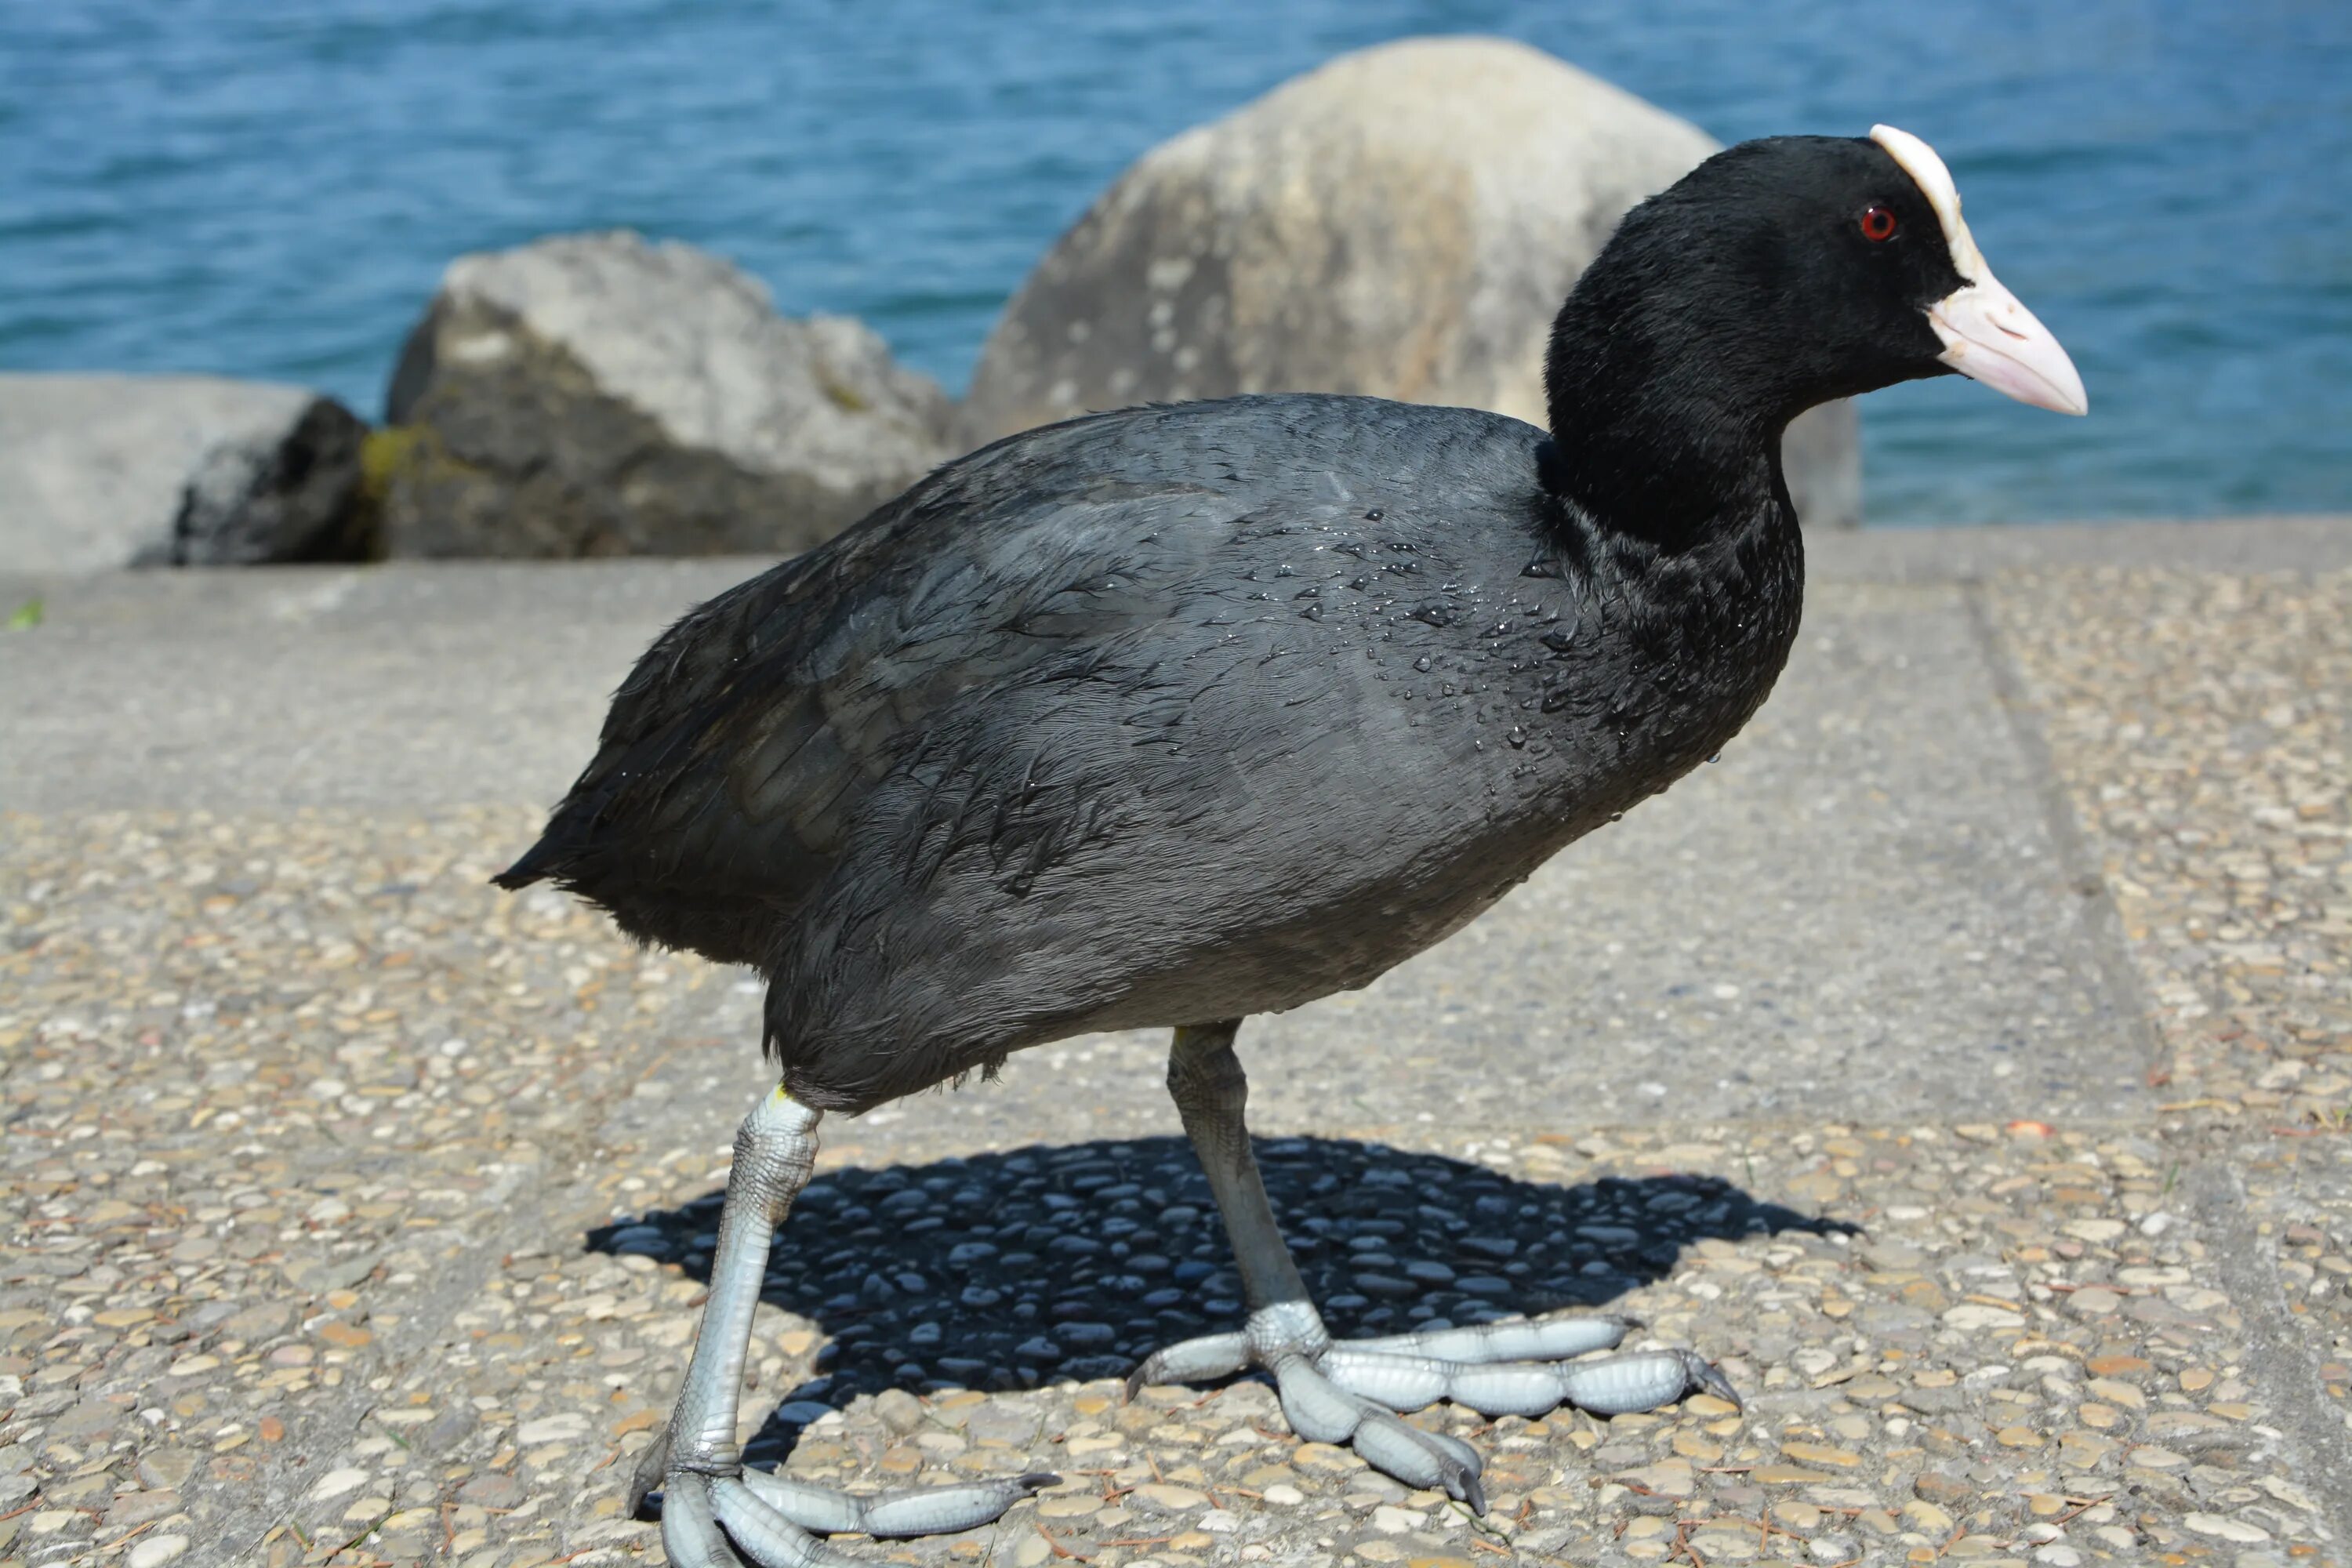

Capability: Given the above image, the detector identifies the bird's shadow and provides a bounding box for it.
[587,1134,1844,1472]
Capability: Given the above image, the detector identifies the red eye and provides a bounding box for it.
[1860,205,1899,242]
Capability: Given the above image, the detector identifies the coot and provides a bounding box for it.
[499,126,2084,1566]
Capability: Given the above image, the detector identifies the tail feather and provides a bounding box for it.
[489,845,554,891]
[491,816,585,891]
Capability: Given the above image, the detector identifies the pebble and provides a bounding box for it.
[515,1413,588,1446]
[309,1467,370,1501]
[127,1537,190,1568]
[2183,1512,2271,1544]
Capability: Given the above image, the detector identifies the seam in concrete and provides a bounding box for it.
[2186,1160,2352,1551]
[1960,578,2168,1083]
[1966,572,2352,1546]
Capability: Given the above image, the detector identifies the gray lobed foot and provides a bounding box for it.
[640,1438,1058,1568]
[1127,1305,1738,1514]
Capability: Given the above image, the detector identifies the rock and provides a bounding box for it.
[0,373,369,570]
[308,1466,370,1502]
[514,1411,588,1446]
[381,231,950,557]
[2181,1512,2270,1544]
[125,1537,188,1568]
[960,36,1859,528]
[872,1388,925,1436]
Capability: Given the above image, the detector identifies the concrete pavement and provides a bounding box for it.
[1,516,2347,1567]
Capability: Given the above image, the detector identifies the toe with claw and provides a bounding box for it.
[1127,1306,1738,1514]
[636,1432,1058,1568]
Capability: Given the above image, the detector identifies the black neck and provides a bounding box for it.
[1541,252,1808,551]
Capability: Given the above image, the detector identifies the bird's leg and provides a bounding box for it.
[631,1087,1054,1567]
[1131,1021,1737,1515]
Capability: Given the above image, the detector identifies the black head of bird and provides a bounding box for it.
[1544,126,2085,542]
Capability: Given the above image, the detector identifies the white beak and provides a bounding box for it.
[1928,268,2089,416]
[1869,125,2089,417]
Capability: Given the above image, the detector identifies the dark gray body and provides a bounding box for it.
[502,394,1805,1112]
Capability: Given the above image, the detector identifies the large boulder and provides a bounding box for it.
[0,374,368,571]
[961,36,1861,528]
[380,232,952,557]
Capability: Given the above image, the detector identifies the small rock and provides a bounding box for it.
[1779,1442,1860,1468]
[1617,1458,1695,1497]
[2181,1512,2270,1544]
[309,1467,370,1502]
[459,1472,523,1508]
[136,1450,199,1492]
[127,1537,190,1568]
[2258,1475,2321,1512]
[515,1412,588,1446]
[1943,1303,2026,1330]
[873,1388,924,1436]
[106,1490,183,1528]
[1294,1443,1361,1473]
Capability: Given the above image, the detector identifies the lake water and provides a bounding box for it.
[3,0,2346,524]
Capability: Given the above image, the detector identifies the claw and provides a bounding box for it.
[1559,1348,1740,1417]
[626,1425,673,1520]
[1682,1349,1744,1410]
[1421,1425,1486,1480]
[1354,1412,1486,1513]
[1125,1330,1250,1399]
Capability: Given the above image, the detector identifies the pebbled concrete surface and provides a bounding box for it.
[2,517,2348,1568]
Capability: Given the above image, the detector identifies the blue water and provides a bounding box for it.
[4,0,2347,524]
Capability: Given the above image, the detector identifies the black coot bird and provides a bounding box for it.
[499,126,2085,1566]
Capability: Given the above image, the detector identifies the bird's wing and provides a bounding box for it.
[503,408,1309,944]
